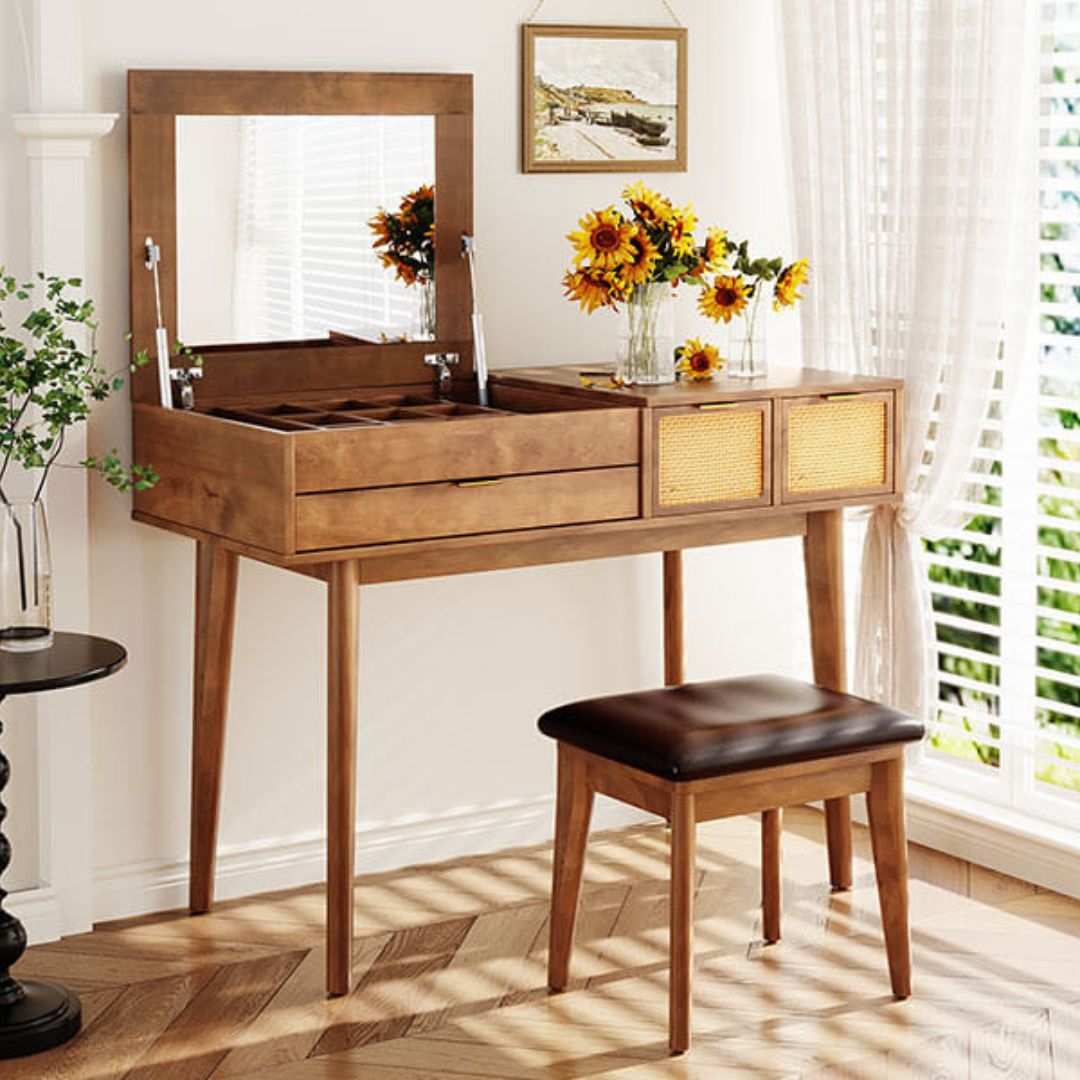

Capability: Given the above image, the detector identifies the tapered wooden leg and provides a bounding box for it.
[669,790,695,1055]
[825,797,853,891]
[866,754,912,999]
[189,539,239,915]
[548,744,595,992]
[663,550,684,687]
[762,807,782,945]
[804,509,853,890]
[327,560,360,996]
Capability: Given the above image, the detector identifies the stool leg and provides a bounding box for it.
[548,744,594,993]
[761,808,782,945]
[825,798,853,891]
[669,790,696,1055]
[866,755,912,999]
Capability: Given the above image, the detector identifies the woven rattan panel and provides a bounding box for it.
[787,397,888,494]
[658,410,764,507]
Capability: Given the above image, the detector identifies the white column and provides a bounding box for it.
[8,0,117,940]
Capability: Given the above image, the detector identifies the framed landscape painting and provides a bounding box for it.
[521,24,688,174]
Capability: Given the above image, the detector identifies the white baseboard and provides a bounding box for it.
[92,794,651,925]
[52,785,1080,937]
[7,886,63,945]
[848,782,1080,902]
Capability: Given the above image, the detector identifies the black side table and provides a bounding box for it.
[0,632,126,1059]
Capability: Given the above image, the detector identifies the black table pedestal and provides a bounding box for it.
[0,634,127,1059]
[0,981,81,1059]
[0,707,81,1058]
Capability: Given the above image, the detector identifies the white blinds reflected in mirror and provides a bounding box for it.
[175,115,436,347]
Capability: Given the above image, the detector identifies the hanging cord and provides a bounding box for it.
[525,0,681,26]
[659,0,682,27]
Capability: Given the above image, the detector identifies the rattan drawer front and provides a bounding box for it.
[782,392,894,502]
[653,403,771,515]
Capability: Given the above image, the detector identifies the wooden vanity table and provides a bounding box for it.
[128,69,902,995]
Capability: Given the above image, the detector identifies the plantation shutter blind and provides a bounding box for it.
[233,115,434,343]
[917,0,1080,823]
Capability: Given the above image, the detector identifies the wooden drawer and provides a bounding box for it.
[293,402,640,493]
[651,401,772,515]
[780,391,894,503]
[295,466,640,551]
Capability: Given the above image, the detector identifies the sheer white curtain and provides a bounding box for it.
[777,0,1040,718]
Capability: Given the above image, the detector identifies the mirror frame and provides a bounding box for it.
[128,70,473,404]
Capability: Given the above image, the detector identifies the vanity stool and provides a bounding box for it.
[537,675,925,1054]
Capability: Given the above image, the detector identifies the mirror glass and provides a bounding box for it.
[175,114,436,347]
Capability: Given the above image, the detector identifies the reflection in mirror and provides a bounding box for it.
[175,115,436,348]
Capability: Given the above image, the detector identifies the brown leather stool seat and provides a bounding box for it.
[537,675,924,1055]
[538,674,924,781]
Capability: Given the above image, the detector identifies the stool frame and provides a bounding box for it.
[547,740,912,1055]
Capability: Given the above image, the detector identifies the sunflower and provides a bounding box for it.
[568,208,637,270]
[618,229,661,288]
[703,227,730,271]
[675,338,724,382]
[404,183,434,206]
[668,203,699,260]
[622,181,674,228]
[562,266,625,314]
[368,211,392,248]
[380,251,420,286]
[698,274,751,323]
[773,258,810,310]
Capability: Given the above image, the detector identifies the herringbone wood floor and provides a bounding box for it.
[8,806,1080,1079]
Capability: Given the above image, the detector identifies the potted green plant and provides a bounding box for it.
[0,269,157,652]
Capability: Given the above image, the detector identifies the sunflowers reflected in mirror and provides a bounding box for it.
[369,184,436,338]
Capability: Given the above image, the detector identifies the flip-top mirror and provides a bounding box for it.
[128,71,473,404]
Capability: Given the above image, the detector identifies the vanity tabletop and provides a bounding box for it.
[493,365,903,406]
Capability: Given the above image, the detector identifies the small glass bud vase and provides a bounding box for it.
[417,279,437,340]
[617,282,676,385]
[0,499,53,652]
[728,311,767,379]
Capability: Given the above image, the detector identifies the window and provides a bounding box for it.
[233,115,435,343]
[918,1,1080,824]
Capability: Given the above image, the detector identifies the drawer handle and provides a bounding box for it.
[456,478,504,488]
[697,402,740,411]
[824,393,863,401]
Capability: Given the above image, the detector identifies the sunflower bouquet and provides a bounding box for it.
[564,183,731,384]
[697,240,810,377]
[564,182,729,314]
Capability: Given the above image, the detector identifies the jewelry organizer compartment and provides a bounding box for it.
[206,394,514,431]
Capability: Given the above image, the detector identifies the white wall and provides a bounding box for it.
[11,0,813,919]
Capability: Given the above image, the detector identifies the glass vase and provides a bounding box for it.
[0,500,52,652]
[416,279,437,340]
[617,283,676,385]
[728,307,768,379]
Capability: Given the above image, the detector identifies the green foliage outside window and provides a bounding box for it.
[921,50,1080,797]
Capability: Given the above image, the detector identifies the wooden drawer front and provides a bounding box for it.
[654,402,771,514]
[296,467,640,550]
[782,392,894,502]
[293,407,640,493]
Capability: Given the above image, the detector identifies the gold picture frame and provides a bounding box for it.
[521,24,688,174]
